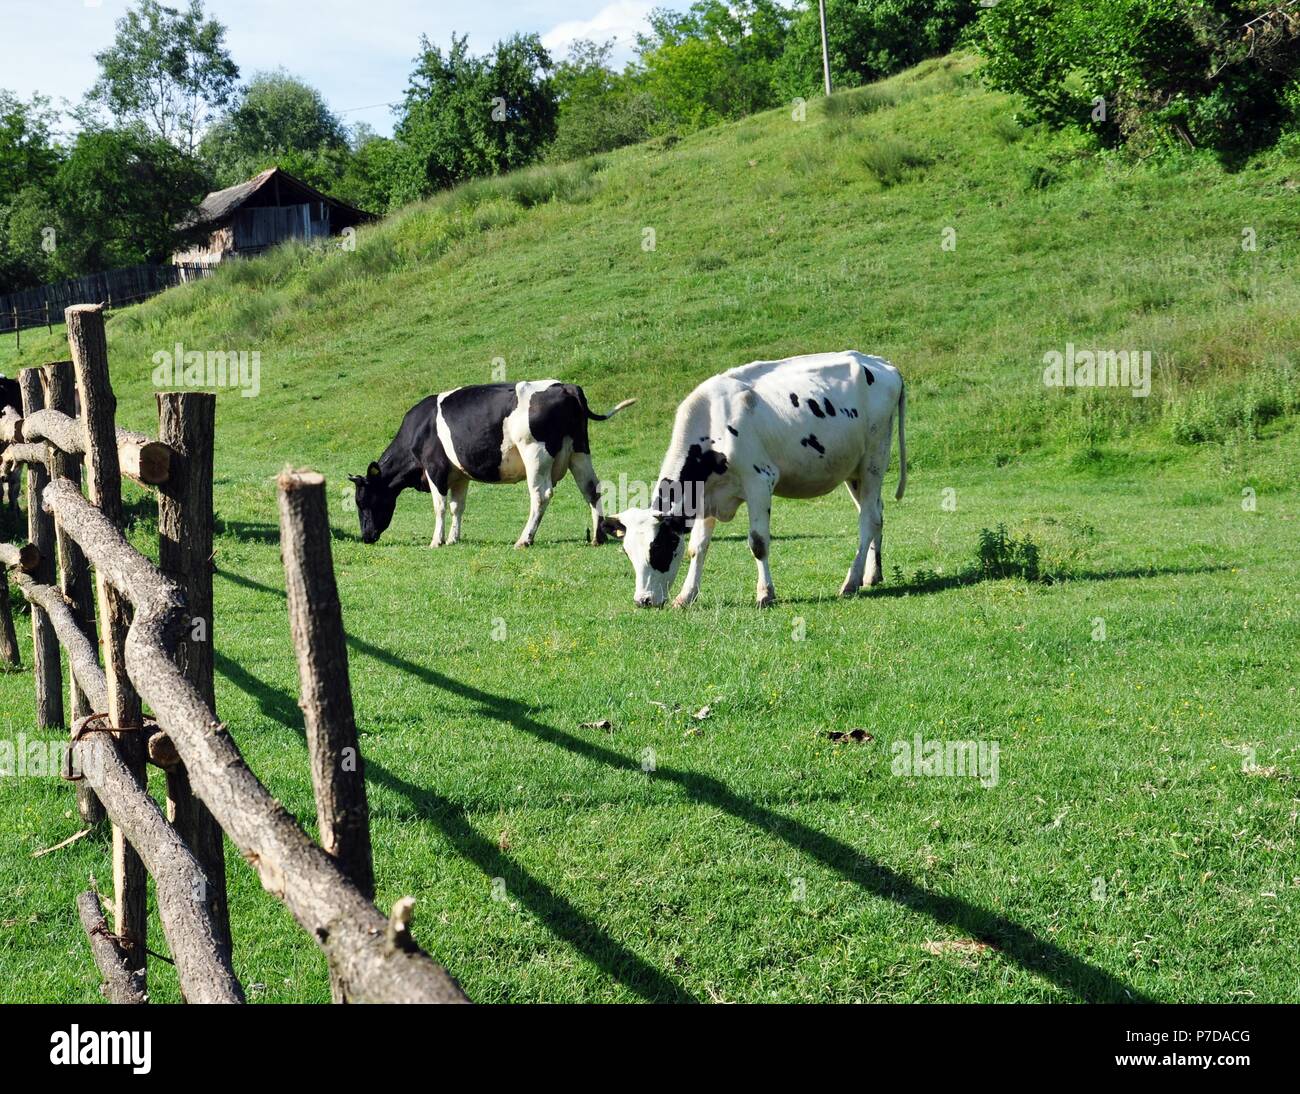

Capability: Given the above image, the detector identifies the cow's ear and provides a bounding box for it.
[367,461,381,479]
[600,516,626,540]
[663,512,688,534]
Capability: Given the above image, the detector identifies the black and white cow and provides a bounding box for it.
[351,380,635,547]
[601,350,906,607]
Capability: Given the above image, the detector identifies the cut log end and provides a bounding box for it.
[278,468,326,492]
[0,542,41,573]
[76,890,147,1005]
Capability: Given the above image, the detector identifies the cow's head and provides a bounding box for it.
[349,462,397,544]
[600,509,688,607]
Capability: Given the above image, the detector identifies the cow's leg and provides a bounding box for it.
[863,489,885,587]
[673,516,717,607]
[840,465,884,595]
[745,483,776,607]
[425,470,447,547]
[446,475,469,545]
[515,445,555,548]
[569,451,606,545]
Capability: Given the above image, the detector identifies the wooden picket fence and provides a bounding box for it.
[0,304,466,1004]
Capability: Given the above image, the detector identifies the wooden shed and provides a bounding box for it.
[172,168,373,267]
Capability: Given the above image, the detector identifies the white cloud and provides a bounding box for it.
[542,0,655,65]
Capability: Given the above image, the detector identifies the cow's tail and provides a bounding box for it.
[586,397,637,421]
[894,380,907,501]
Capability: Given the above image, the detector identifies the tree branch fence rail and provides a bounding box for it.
[0,304,466,1004]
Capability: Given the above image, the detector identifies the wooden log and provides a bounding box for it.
[68,724,243,1003]
[46,477,468,1003]
[0,405,21,443]
[46,360,103,825]
[15,575,108,713]
[156,392,229,960]
[278,470,375,1003]
[21,408,171,486]
[76,891,147,1004]
[66,302,147,979]
[0,542,40,572]
[0,566,20,667]
[1,441,49,468]
[20,369,63,731]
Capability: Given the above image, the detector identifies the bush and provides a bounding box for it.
[976,524,1041,582]
[976,0,1300,161]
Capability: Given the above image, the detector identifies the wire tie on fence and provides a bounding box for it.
[62,712,143,781]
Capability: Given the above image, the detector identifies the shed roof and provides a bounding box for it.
[186,167,373,229]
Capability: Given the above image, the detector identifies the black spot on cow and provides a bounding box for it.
[648,521,682,573]
[789,393,799,407]
[529,382,594,457]
[655,443,728,523]
[753,464,764,475]
[862,364,874,384]
[823,398,835,417]
[727,425,738,436]
[443,384,519,480]
[808,399,825,419]
[801,434,825,456]
[748,531,767,560]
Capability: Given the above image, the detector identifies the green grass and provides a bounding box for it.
[1,53,1297,1003]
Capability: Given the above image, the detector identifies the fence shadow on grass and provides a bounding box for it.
[217,566,1155,1003]
[211,636,695,1003]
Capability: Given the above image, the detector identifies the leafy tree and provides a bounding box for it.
[395,32,558,193]
[774,0,979,100]
[548,40,662,160]
[637,1,791,130]
[977,0,1300,160]
[53,128,211,274]
[200,70,349,188]
[90,0,239,153]
[0,92,64,293]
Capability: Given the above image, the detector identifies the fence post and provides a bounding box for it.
[18,369,63,731]
[12,307,18,350]
[277,470,375,1003]
[0,566,20,667]
[156,391,229,958]
[66,303,148,981]
[46,359,106,826]
[45,300,51,335]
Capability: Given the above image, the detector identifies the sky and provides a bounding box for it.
[0,0,660,137]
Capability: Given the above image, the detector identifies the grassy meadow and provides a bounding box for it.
[1,55,1297,1003]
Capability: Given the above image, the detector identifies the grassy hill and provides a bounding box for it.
[2,54,1297,1003]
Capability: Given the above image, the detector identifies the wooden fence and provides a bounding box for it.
[0,263,218,343]
[0,304,467,1004]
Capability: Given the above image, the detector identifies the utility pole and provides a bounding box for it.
[819,0,832,96]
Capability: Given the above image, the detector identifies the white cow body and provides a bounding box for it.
[607,350,906,607]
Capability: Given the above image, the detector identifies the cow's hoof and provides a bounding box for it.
[862,571,883,588]
[756,588,776,608]
[514,539,532,549]
[672,594,695,609]
[839,581,858,598]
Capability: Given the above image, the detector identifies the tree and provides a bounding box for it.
[53,128,211,275]
[548,40,662,160]
[90,0,239,153]
[0,92,64,293]
[395,32,558,193]
[201,70,349,188]
[774,0,979,101]
[636,1,791,130]
[977,0,1300,160]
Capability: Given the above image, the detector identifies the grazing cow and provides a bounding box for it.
[601,350,905,607]
[351,380,635,547]
[0,375,21,510]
